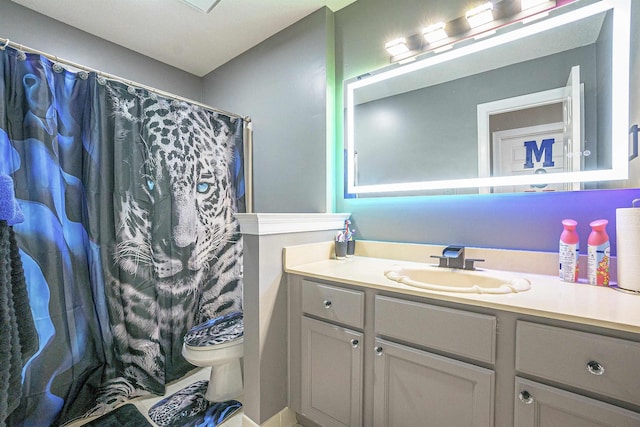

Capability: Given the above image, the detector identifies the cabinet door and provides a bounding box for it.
[373,338,494,427]
[515,378,640,427]
[301,317,363,427]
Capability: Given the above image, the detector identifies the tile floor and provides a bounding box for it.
[67,367,243,427]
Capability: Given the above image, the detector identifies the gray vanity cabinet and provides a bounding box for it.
[295,280,365,427]
[372,338,494,427]
[288,275,640,426]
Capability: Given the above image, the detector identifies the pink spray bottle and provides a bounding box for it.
[559,219,579,282]
[587,219,610,286]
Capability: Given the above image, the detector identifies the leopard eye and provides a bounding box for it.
[146,179,155,191]
[197,182,210,193]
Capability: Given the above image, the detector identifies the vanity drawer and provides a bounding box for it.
[302,280,364,329]
[516,321,640,406]
[375,295,496,364]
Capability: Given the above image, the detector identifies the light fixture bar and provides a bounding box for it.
[466,2,495,28]
[433,45,453,54]
[398,57,417,65]
[385,0,558,63]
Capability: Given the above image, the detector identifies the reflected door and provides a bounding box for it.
[563,65,584,191]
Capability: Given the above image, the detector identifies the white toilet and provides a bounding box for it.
[182,311,244,402]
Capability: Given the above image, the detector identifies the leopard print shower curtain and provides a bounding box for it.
[0,45,246,425]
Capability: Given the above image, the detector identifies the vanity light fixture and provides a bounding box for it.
[422,22,448,44]
[466,2,495,28]
[384,38,411,56]
[384,0,557,64]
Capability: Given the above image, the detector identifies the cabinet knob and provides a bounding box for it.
[518,390,534,405]
[323,300,332,308]
[374,346,383,356]
[586,360,605,376]
[350,339,359,348]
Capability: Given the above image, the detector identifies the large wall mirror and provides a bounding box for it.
[345,0,630,196]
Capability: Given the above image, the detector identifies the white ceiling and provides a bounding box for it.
[11,0,357,77]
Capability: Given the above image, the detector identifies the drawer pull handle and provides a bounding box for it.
[374,346,383,356]
[323,300,332,308]
[518,391,534,405]
[587,360,605,376]
[350,339,359,348]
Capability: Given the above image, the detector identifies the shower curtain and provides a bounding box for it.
[0,45,246,426]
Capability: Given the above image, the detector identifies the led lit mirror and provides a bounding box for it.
[345,0,630,196]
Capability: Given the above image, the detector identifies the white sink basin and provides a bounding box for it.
[384,266,531,294]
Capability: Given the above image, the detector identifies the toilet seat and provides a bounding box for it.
[184,311,243,348]
[185,336,243,351]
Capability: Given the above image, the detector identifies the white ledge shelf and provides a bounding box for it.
[235,213,351,236]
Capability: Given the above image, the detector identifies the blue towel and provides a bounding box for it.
[0,174,23,226]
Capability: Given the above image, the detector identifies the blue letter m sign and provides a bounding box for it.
[524,138,555,169]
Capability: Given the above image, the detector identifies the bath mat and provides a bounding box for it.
[190,400,242,427]
[148,380,242,426]
[84,403,152,426]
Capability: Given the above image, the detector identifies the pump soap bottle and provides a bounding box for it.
[587,219,610,286]
[559,219,579,282]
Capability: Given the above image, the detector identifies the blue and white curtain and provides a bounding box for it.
[0,45,245,425]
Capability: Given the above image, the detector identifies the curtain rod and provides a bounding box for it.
[0,37,250,123]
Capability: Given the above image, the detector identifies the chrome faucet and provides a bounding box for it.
[431,245,484,270]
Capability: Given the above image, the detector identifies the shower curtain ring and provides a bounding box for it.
[52,57,64,73]
[1,39,9,50]
[16,45,26,61]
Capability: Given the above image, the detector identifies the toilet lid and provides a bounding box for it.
[184,311,244,347]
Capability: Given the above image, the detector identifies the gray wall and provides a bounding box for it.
[335,0,640,255]
[0,0,202,100]
[202,8,333,213]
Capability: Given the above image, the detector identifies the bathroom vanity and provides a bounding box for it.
[285,241,640,427]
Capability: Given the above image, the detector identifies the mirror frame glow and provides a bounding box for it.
[345,0,630,195]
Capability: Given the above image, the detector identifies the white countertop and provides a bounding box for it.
[284,241,640,334]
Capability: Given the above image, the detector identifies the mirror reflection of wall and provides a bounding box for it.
[354,45,598,186]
